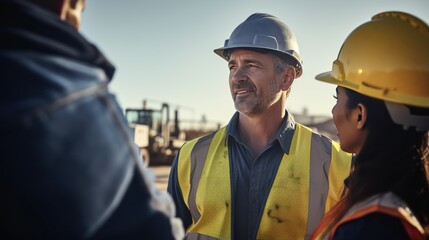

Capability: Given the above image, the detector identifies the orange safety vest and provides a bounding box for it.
[311,192,425,240]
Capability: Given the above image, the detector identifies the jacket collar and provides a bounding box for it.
[0,0,115,80]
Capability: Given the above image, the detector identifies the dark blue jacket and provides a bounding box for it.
[0,0,177,239]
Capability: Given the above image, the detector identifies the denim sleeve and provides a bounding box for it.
[0,87,183,239]
[333,212,410,240]
[90,167,176,240]
[167,152,193,230]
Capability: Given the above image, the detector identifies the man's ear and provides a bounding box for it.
[355,103,367,129]
[58,0,69,19]
[60,0,85,29]
[280,66,296,91]
[69,0,79,8]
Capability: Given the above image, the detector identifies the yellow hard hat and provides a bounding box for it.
[316,11,429,108]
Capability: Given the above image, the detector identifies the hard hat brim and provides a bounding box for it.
[214,45,291,61]
[316,71,429,108]
[213,47,229,61]
[315,71,361,90]
[214,46,303,78]
[315,71,340,86]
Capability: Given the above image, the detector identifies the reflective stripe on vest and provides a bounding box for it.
[178,124,352,240]
[312,192,425,240]
[330,192,425,240]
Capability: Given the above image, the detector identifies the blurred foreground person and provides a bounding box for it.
[0,0,183,239]
[311,11,429,240]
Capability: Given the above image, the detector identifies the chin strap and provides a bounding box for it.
[385,101,429,131]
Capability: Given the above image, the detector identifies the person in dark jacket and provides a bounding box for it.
[0,0,183,239]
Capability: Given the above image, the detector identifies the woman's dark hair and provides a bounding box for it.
[326,88,429,237]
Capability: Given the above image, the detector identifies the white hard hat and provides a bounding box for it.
[214,13,303,77]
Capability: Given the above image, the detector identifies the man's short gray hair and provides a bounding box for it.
[272,54,294,97]
[273,54,290,75]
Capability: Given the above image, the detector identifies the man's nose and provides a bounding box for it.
[230,67,247,84]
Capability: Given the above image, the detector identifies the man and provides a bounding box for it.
[0,0,183,239]
[168,13,352,239]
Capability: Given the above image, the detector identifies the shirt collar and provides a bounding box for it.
[225,110,297,154]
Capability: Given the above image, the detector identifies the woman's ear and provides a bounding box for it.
[356,103,367,129]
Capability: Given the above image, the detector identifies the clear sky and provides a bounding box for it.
[80,0,429,126]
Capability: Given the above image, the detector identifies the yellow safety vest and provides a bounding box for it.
[178,123,352,240]
[311,192,425,240]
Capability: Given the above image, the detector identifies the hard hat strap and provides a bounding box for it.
[385,101,429,131]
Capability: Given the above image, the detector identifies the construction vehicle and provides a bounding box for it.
[125,100,187,166]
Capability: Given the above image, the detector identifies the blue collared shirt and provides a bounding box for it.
[168,110,297,239]
[227,111,296,239]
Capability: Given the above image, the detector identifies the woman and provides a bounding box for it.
[310,11,429,239]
